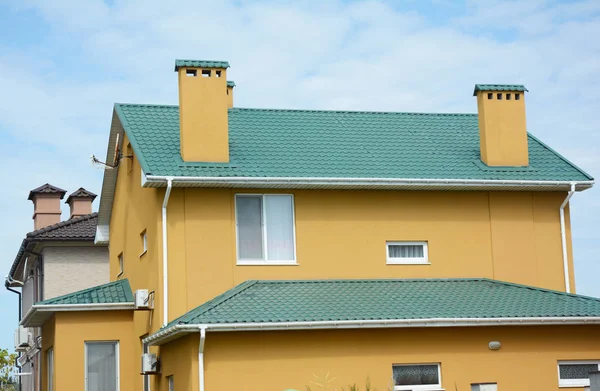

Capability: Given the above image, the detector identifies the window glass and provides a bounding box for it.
[236,196,264,259]
[86,342,118,391]
[265,195,295,260]
[393,364,440,389]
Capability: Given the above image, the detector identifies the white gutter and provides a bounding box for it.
[560,183,577,293]
[143,316,600,346]
[198,327,206,391]
[162,177,174,327]
[144,174,593,189]
[20,302,135,326]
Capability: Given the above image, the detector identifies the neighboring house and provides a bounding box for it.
[18,60,600,391]
[5,184,109,391]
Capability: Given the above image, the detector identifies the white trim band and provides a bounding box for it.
[143,316,600,346]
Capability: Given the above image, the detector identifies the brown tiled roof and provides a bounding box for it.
[6,213,100,284]
[65,187,97,205]
[27,183,67,201]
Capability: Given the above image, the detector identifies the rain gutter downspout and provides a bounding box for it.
[560,183,577,293]
[198,327,206,391]
[5,281,22,388]
[162,177,174,328]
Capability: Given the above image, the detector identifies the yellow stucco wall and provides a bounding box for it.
[156,334,199,391]
[196,325,600,391]
[40,311,135,391]
[476,90,529,166]
[163,188,574,319]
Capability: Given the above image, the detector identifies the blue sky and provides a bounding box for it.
[0,0,599,351]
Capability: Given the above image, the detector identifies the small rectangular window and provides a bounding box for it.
[140,230,147,256]
[515,93,521,100]
[487,93,493,100]
[506,93,512,100]
[168,375,174,391]
[47,348,54,391]
[497,93,502,100]
[393,363,441,390]
[235,194,296,265]
[387,242,429,264]
[558,360,600,387]
[86,342,119,391]
[118,253,124,278]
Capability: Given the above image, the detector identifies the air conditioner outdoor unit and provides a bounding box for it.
[141,353,160,374]
[134,289,152,310]
[14,327,30,351]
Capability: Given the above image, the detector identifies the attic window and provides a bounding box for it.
[387,242,429,265]
[201,69,211,78]
[515,93,521,100]
[506,93,512,100]
[215,70,222,78]
[487,93,493,100]
[497,93,503,100]
[186,69,197,77]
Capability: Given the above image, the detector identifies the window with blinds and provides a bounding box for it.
[386,242,429,264]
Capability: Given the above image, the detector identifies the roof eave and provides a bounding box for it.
[20,302,135,327]
[143,316,600,346]
[143,175,594,192]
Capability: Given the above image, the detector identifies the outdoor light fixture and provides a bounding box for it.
[488,341,501,350]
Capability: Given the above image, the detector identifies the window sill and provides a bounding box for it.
[559,385,589,388]
[237,260,298,266]
[387,260,431,265]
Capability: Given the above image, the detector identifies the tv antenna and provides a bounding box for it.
[91,133,127,170]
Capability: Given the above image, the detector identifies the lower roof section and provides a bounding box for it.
[21,279,134,327]
[145,278,600,345]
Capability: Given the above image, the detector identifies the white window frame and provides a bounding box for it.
[234,194,298,266]
[557,360,600,388]
[386,241,429,265]
[47,348,54,391]
[84,341,120,391]
[393,363,442,391]
[140,230,148,256]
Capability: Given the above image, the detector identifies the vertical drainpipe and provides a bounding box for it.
[560,183,576,293]
[5,282,22,388]
[162,178,174,327]
[198,327,206,391]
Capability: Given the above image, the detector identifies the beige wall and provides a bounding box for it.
[43,246,109,300]
[196,325,600,391]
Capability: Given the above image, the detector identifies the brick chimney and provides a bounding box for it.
[66,188,97,219]
[28,184,66,230]
[175,59,230,162]
[474,84,529,167]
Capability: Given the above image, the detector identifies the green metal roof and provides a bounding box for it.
[174,59,230,71]
[473,84,529,96]
[114,104,592,182]
[226,81,236,88]
[166,278,600,328]
[36,279,134,305]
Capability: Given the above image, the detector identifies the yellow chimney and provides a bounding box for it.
[226,80,235,108]
[175,59,230,163]
[474,84,529,167]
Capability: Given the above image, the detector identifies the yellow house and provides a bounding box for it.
[21,59,600,391]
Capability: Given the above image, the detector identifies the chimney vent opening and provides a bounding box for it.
[487,93,493,100]
[186,69,197,77]
[496,93,503,100]
[215,70,222,78]
[201,69,211,78]
[515,93,521,100]
[506,93,512,100]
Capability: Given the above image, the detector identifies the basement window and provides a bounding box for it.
[185,69,197,77]
[487,93,493,100]
[201,69,211,77]
[558,360,600,387]
[515,93,521,100]
[393,363,441,391]
[387,242,429,265]
[497,93,503,100]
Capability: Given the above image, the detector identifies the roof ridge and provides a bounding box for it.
[26,212,98,238]
[36,278,132,305]
[171,280,259,326]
